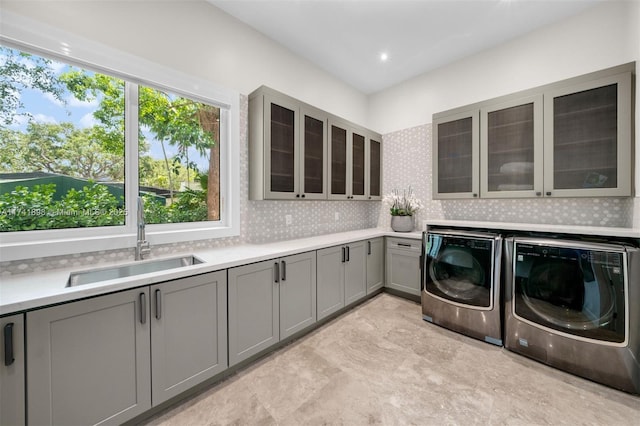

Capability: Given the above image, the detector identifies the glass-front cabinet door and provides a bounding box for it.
[351,130,366,200]
[480,95,543,198]
[543,72,632,197]
[433,110,479,199]
[328,119,349,200]
[264,94,299,199]
[300,106,327,199]
[367,136,382,200]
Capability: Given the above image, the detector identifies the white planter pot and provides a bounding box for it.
[390,215,414,232]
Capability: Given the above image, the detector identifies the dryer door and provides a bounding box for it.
[426,233,495,309]
[513,241,627,344]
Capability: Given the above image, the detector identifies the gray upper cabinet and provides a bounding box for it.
[1,314,24,426]
[300,105,329,199]
[228,251,316,366]
[543,72,632,197]
[480,94,544,198]
[249,89,302,200]
[434,63,634,199]
[433,109,480,199]
[250,86,381,201]
[366,238,385,294]
[351,129,367,200]
[328,118,351,200]
[150,271,227,406]
[27,288,152,426]
[367,135,383,200]
[328,119,382,200]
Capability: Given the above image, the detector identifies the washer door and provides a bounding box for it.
[513,242,626,343]
[426,234,494,308]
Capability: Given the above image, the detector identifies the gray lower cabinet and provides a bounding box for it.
[366,238,384,294]
[228,251,316,366]
[26,271,228,425]
[344,241,366,304]
[317,241,367,321]
[1,314,25,426]
[386,238,422,296]
[150,271,227,406]
[27,288,152,426]
[279,252,317,339]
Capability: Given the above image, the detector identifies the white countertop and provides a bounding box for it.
[424,220,640,238]
[0,228,422,316]
[4,220,639,316]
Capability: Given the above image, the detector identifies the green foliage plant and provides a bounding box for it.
[0,183,124,232]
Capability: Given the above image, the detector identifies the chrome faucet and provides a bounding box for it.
[135,196,151,260]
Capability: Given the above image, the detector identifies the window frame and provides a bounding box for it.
[0,11,240,262]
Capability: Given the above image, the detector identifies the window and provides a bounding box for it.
[0,46,223,231]
[0,13,240,261]
[0,47,127,231]
[138,86,221,224]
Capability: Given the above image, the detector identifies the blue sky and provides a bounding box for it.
[4,47,210,173]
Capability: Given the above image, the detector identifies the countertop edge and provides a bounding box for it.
[1,228,422,316]
[423,220,640,238]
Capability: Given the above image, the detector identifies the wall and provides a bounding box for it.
[378,124,634,231]
[0,95,379,276]
[368,0,639,134]
[2,0,638,274]
[372,0,639,231]
[0,1,380,275]
[0,0,369,128]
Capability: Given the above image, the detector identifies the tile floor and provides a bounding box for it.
[145,293,640,425]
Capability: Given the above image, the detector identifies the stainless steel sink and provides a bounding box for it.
[67,255,204,287]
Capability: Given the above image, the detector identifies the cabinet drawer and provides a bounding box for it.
[387,237,421,252]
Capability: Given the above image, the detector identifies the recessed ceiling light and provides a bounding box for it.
[380,52,389,62]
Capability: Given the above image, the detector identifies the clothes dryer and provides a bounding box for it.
[504,237,640,394]
[422,229,503,345]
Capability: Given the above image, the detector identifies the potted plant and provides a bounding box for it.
[383,186,423,232]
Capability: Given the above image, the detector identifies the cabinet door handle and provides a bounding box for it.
[398,243,412,248]
[3,323,14,367]
[281,260,286,281]
[368,241,372,255]
[301,194,306,198]
[472,193,478,198]
[139,292,147,325]
[342,247,346,263]
[346,246,350,262]
[274,262,280,283]
[155,289,162,320]
[546,191,552,196]
[536,192,542,196]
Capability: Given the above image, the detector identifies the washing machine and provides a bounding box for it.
[422,228,503,346]
[504,237,640,394]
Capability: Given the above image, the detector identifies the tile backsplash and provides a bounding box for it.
[0,95,379,276]
[377,122,634,230]
[2,102,636,276]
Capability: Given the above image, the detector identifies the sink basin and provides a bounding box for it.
[67,255,204,287]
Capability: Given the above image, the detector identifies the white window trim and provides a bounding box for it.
[0,11,240,262]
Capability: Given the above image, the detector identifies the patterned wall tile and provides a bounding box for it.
[4,105,634,276]
[1,94,379,276]
[377,123,634,231]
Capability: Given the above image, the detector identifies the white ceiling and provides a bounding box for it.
[208,0,604,94]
